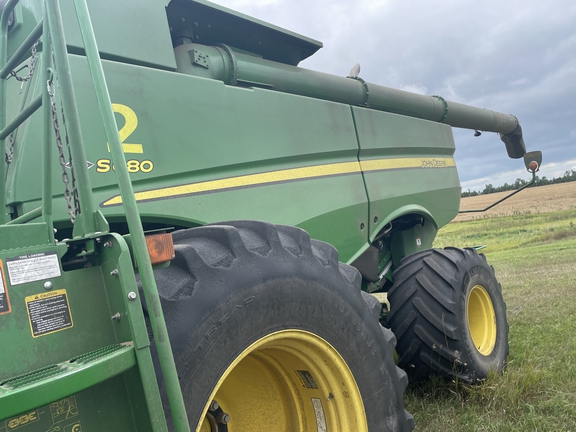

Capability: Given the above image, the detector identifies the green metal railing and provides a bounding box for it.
[67,0,190,430]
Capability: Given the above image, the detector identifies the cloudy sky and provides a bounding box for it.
[212,0,575,191]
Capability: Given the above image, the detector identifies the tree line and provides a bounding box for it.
[462,170,576,197]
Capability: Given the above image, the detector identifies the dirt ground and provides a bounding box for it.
[455,182,576,222]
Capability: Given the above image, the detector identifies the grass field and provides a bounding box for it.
[404,182,576,431]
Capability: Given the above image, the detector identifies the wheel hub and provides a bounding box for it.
[467,284,497,355]
[197,330,367,432]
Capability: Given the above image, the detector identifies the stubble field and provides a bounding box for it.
[403,182,576,431]
[455,182,576,222]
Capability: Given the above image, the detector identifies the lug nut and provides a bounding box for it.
[217,412,230,424]
[209,400,219,412]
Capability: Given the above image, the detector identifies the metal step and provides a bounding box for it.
[0,342,136,420]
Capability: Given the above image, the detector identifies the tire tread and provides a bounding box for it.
[387,247,508,383]
[157,221,414,431]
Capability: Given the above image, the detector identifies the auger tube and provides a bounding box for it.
[174,42,526,158]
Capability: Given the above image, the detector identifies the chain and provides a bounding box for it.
[47,78,78,222]
[60,105,80,213]
[45,33,79,223]
[5,40,40,165]
[9,39,39,82]
[5,134,15,164]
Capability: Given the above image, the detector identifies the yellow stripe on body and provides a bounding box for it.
[101,157,455,206]
[361,157,455,171]
[103,161,362,206]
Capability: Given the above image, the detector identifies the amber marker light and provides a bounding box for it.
[145,233,175,265]
[528,161,539,172]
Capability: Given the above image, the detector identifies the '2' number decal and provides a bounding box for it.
[97,104,154,174]
[110,104,143,154]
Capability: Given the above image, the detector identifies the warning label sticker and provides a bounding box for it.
[6,251,61,286]
[50,395,79,424]
[0,261,11,315]
[296,370,319,389]
[25,289,73,337]
[311,398,327,432]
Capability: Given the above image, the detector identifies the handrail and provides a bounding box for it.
[0,2,188,429]
[5,206,42,224]
[41,8,53,242]
[0,0,23,223]
[69,0,190,430]
[46,0,99,237]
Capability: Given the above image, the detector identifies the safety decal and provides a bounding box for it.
[25,289,73,338]
[0,260,11,315]
[6,251,61,286]
[296,370,319,389]
[50,396,80,429]
[311,398,327,432]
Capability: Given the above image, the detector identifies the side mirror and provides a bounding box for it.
[524,151,542,173]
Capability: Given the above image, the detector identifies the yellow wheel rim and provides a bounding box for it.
[467,285,497,355]
[196,329,368,432]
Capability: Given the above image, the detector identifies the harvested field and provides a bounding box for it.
[456,182,576,222]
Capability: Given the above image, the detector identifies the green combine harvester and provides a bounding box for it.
[0,0,542,430]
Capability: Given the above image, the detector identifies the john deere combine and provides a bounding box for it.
[0,0,541,430]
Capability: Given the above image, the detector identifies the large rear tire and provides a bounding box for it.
[387,247,508,383]
[152,221,414,431]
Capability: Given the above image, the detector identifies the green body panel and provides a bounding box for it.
[7,0,176,71]
[61,0,176,71]
[10,54,372,261]
[353,106,460,242]
[7,51,461,263]
[0,223,50,247]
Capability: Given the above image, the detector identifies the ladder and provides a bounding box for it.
[0,1,189,430]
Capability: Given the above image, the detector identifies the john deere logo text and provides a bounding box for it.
[421,159,448,168]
